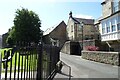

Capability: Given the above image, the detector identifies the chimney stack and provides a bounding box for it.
[69,11,72,18]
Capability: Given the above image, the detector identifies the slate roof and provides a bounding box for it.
[43,21,66,36]
[73,17,94,25]
[43,25,56,36]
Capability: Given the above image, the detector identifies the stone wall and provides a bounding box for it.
[79,39,109,51]
[61,41,70,54]
[61,41,81,55]
[82,51,119,66]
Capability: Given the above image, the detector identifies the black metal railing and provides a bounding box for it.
[0,44,60,80]
[42,44,60,80]
[0,46,39,80]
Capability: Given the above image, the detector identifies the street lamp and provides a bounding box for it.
[79,22,84,50]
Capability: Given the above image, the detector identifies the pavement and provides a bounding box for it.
[53,62,71,80]
[53,52,120,80]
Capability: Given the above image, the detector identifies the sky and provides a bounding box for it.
[0,0,103,35]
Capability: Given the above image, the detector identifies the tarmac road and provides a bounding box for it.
[59,52,119,79]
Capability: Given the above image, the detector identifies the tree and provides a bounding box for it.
[8,8,42,46]
[6,26,16,47]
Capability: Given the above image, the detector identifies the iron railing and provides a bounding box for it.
[0,44,60,80]
[42,44,60,80]
[1,46,39,80]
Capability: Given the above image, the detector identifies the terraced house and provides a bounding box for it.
[97,0,120,51]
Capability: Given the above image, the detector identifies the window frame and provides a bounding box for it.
[106,20,110,33]
[111,17,116,32]
[113,0,119,13]
[102,22,106,34]
[71,25,73,32]
[117,15,120,31]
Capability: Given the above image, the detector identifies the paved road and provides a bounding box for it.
[60,52,119,79]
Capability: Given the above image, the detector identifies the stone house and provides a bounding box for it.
[67,12,100,42]
[43,21,67,48]
[96,0,120,51]
[62,12,100,54]
[2,33,9,48]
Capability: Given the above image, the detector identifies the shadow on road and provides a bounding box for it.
[58,71,73,77]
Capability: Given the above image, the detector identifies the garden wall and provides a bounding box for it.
[82,51,119,66]
[79,39,109,51]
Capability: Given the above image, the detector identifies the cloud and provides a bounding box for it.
[74,14,94,19]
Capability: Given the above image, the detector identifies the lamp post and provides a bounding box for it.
[80,22,84,50]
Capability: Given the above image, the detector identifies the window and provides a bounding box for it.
[117,23,120,30]
[102,22,106,34]
[71,25,73,32]
[106,20,110,33]
[112,25,116,31]
[78,24,82,31]
[113,0,119,13]
[97,35,100,40]
[111,18,116,32]
[117,16,120,31]
[118,16,120,23]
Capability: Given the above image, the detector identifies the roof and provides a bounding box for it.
[94,17,102,24]
[43,21,66,36]
[43,26,55,36]
[73,17,94,25]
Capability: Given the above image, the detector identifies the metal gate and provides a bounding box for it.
[0,44,60,80]
[42,44,60,80]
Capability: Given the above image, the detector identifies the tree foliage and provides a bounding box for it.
[6,26,17,47]
[7,8,42,46]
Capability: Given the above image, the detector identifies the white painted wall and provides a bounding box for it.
[101,13,120,41]
[101,31,120,41]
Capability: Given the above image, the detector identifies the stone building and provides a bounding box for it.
[61,12,100,54]
[96,0,120,51]
[43,21,67,48]
[2,33,9,48]
[67,12,100,42]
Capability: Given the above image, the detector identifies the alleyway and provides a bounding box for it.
[54,52,119,80]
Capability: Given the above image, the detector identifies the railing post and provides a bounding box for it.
[36,43,42,80]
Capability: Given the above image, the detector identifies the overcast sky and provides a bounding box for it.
[0,0,103,35]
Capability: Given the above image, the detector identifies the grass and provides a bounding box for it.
[0,48,38,73]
